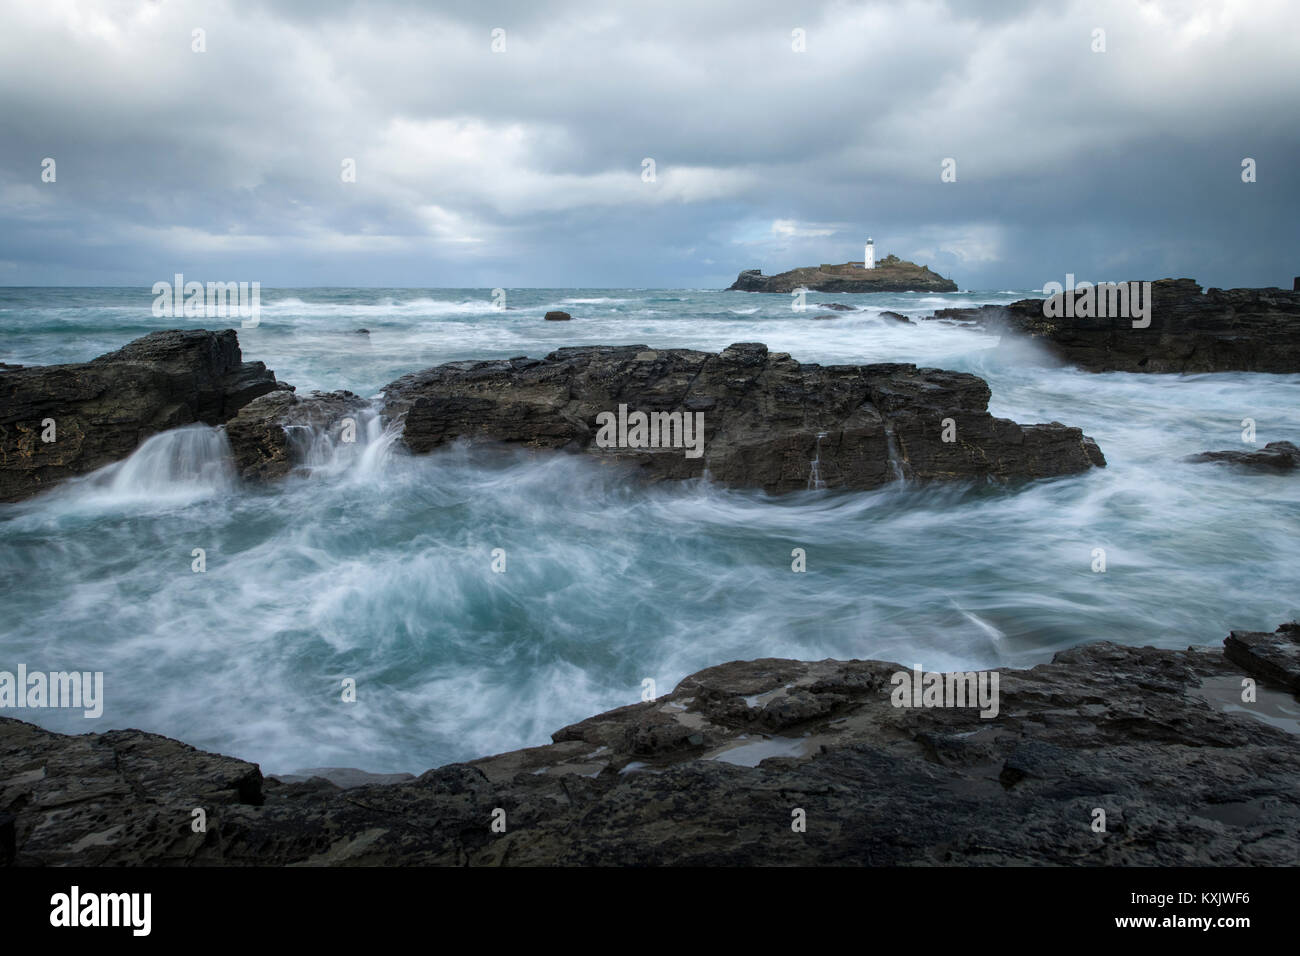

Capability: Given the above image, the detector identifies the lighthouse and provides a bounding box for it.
[864,238,875,270]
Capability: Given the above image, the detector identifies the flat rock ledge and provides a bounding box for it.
[0,330,284,501]
[3,623,1297,866]
[928,278,1300,372]
[382,343,1105,493]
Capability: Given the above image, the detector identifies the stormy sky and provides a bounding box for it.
[1,0,1295,289]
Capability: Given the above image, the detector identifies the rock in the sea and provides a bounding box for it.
[931,279,1300,372]
[544,311,571,321]
[879,310,912,323]
[381,343,1105,493]
[224,389,370,482]
[730,258,957,293]
[5,625,1298,865]
[1186,441,1299,471]
[818,303,857,311]
[0,330,283,501]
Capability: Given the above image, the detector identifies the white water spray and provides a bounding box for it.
[82,424,237,504]
[283,405,401,481]
[807,432,829,490]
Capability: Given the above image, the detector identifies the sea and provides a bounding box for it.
[2,286,1298,774]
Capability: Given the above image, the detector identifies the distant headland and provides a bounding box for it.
[728,252,958,293]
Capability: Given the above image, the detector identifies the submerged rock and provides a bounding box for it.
[223,389,369,482]
[381,343,1105,493]
[1186,441,1299,471]
[4,624,1298,866]
[929,279,1300,372]
[543,311,571,321]
[0,330,282,501]
[730,258,957,293]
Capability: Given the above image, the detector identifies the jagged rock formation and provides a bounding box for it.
[381,343,1105,493]
[729,257,957,293]
[224,389,369,482]
[928,279,1300,372]
[1187,441,1299,472]
[4,623,1298,866]
[0,330,283,501]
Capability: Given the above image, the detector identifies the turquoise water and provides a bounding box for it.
[2,287,1299,774]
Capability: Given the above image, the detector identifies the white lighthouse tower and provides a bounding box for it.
[864,238,875,270]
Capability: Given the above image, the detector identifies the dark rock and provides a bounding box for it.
[5,627,1299,865]
[730,259,957,293]
[809,313,840,320]
[354,329,370,335]
[543,311,571,321]
[1224,622,1300,693]
[224,390,369,482]
[934,279,1300,372]
[1186,441,1299,471]
[818,303,857,311]
[380,343,1105,493]
[929,307,988,323]
[879,311,912,323]
[0,330,282,501]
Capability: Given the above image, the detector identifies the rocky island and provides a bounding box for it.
[729,255,958,294]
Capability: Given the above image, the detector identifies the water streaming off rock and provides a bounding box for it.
[82,425,237,504]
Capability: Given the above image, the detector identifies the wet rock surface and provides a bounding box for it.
[224,389,369,482]
[1224,623,1300,693]
[928,279,1300,372]
[1187,441,1299,471]
[4,626,1298,866]
[0,330,281,501]
[382,342,1105,493]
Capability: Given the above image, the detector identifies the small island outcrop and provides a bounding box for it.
[729,255,957,293]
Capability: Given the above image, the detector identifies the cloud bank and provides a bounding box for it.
[1,0,1295,288]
